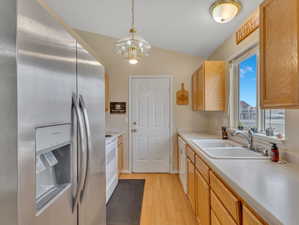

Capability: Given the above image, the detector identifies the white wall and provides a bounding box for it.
[75,30,209,172]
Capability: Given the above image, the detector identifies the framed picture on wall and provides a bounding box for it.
[110,102,126,114]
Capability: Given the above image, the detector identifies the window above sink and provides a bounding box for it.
[229,46,285,139]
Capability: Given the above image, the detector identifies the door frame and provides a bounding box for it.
[128,75,173,173]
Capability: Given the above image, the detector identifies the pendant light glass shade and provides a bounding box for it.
[115,0,151,64]
[210,0,242,24]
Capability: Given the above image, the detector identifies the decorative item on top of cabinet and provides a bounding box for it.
[192,61,226,111]
[236,9,259,45]
[260,0,299,108]
[176,83,189,105]
[105,72,110,112]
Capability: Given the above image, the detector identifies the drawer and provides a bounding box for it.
[186,145,195,163]
[210,172,241,224]
[243,206,264,225]
[195,154,209,183]
[118,135,123,145]
[211,191,238,225]
[211,209,221,225]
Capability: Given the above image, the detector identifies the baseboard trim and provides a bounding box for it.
[120,170,131,174]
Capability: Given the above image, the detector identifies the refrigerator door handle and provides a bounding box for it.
[79,95,91,202]
[72,94,87,212]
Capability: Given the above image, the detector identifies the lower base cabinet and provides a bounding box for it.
[182,135,268,225]
[195,170,210,225]
[211,209,221,225]
[187,159,196,212]
[243,206,264,225]
[117,135,123,176]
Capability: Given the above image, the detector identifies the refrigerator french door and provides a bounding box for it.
[76,43,106,225]
[18,0,78,224]
[0,0,106,225]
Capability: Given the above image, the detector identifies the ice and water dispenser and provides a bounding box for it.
[35,124,72,211]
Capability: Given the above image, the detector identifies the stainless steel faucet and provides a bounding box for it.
[231,129,255,150]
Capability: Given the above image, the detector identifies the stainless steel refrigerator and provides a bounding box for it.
[0,0,106,225]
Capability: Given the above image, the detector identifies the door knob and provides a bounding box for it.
[132,122,137,125]
[131,129,137,133]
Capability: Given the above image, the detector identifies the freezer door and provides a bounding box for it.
[17,0,77,225]
[77,43,106,225]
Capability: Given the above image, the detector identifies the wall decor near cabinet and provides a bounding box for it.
[176,83,189,105]
[110,102,126,114]
[236,9,259,44]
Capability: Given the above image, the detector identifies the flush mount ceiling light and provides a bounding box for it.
[115,0,151,65]
[210,0,242,24]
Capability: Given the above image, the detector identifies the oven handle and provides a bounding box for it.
[79,95,91,202]
[72,94,87,212]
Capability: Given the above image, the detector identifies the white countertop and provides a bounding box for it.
[178,131,299,225]
[105,131,124,145]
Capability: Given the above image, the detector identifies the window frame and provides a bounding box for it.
[229,46,284,135]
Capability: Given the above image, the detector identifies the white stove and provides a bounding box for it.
[105,134,118,203]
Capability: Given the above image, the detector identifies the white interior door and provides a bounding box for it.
[130,76,171,173]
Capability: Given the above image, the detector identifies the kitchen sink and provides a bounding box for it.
[192,139,241,148]
[192,139,269,160]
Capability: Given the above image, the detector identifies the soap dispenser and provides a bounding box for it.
[271,143,279,162]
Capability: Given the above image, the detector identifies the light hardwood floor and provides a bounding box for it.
[119,173,198,225]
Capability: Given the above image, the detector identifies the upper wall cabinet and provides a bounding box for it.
[260,0,299,109]
[105,72,110,112]
[192,61,226,111]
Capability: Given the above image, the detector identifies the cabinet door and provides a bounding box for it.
[260,0,299,108]
[196,170,210,225]
[187,159,196,212]
[211,210,221,225]
[192,70,198,111]
[243,206,264,225]
[105,72,110,112]
[204,61,226,111]
[197,66,205,111]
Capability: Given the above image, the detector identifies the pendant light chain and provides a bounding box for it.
[131,0,135,29]
[115,0,151,64]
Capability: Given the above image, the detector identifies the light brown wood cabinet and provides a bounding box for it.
[211,209,221,225]
[195,170,210,225]
[117,135,123,176]
[187,159,196,212]
[210,172,241,224]
[105,72,110,112]
[191,61,226,111]
[211,191,238,225]
[260,0,299,108]
[243,206,264,225]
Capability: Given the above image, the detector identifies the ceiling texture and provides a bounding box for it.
[44,0,263,57]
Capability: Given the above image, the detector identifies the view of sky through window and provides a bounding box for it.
[239,54,257,128]
[239,55,257,107]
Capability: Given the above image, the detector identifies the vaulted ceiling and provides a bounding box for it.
[44,0,263,57]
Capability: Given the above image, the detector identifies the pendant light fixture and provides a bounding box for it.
[210,0,242,24]
[115,0,151,64]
